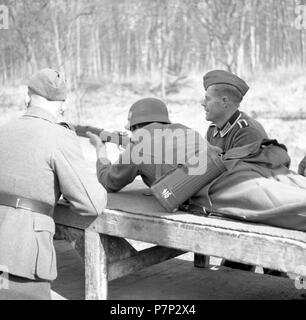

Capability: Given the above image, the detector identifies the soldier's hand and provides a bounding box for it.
[87,132,107,159]
[86,132,103,148]
[298,156,306,176]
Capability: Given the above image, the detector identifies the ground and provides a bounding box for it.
[52,240,306,300]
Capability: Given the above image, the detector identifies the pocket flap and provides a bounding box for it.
[34,215,55,233]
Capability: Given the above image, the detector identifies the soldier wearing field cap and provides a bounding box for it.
[202,70,274,272]
[202,70,268,153]
[0,68,107,300]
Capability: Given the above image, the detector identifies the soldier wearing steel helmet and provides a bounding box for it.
[0,69,107,299]
[87,97,206,193]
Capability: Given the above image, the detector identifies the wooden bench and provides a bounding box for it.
[54,181,306,300]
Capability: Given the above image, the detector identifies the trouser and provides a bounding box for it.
[0,274,51,300]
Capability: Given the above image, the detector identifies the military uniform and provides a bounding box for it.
[200,72,306,233]
[96,122,203,192]
[199,73,306,233]
[206,110,268,153]
[0,107,107,299]
[0,70,107,299]
[203,70,268,152]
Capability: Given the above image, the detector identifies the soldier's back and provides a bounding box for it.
[0,111,67,207]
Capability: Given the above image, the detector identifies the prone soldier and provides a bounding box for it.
[86,97,207,192]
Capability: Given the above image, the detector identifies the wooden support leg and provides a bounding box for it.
[194,254,209,268]
[85,230,108,300]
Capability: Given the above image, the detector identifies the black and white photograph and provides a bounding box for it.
[1,0,306,306]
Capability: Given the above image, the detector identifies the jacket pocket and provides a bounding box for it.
[33,215,57,281]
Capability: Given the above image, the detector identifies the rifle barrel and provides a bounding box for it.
[74,125,131,148]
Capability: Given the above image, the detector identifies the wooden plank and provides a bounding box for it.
[89,209,306,277]
[108,246,184,281]
[106,182,306,243]
[85,230,108,300]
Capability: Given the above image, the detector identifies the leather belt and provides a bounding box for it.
[0,194,53,216]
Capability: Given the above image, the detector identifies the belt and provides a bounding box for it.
[0,194,53,216]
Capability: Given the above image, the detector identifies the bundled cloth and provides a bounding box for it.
[192,140,306,232]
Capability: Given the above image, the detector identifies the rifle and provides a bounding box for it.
[74,125,131,148]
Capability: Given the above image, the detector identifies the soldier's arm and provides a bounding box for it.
[96,145,139,193]
[52,129,107,216]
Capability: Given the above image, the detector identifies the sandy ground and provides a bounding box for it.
[52,240,306,300]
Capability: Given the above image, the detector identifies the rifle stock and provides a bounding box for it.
[74,125,131,148]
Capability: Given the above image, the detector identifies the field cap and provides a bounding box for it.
[28,68,67,101]
[203,70,249,97]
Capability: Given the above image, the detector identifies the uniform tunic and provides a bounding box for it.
[96,122,203,192]
[206,110,268,152]
[0,107,107,281]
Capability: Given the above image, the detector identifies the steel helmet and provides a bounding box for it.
[125,98,171,130]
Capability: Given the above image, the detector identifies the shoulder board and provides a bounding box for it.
[58,122,76,132]
[237,119,249,129]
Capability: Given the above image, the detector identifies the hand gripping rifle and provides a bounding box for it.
[74,125,131,149]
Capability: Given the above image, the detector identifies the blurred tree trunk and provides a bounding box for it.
[51,2,64,74]
[1,50,7,84]
[1,0,305,88]
[76,0,81,82]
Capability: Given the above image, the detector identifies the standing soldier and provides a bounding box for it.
[0,69,107,300]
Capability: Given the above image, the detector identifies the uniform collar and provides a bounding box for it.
[23,107,57,124]
[210,110,241,138]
